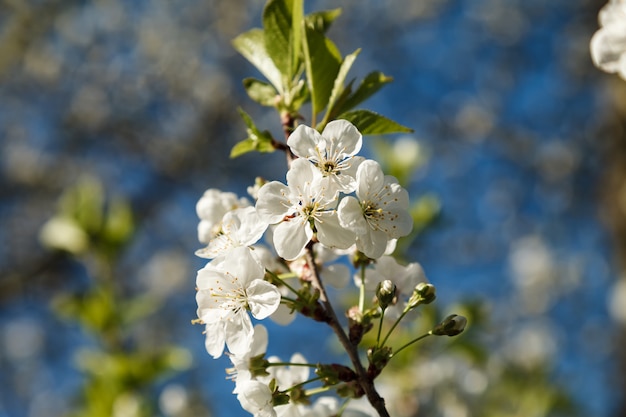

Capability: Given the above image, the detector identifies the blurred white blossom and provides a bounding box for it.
[591,0,626,78]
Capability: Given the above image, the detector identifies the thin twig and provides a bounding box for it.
[304,243,390,417]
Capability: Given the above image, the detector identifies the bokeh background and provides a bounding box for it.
[2,0,626,416]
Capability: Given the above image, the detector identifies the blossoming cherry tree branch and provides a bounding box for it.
[192,1,467,416]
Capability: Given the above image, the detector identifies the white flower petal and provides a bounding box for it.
[316,212,356,250]
[247,279,282,320]
[282,353,309,386]
[287,157,319,186]
[270,304,297,325]
[287,124,323,159]
[236,207,269,246]
[337,196,369,235]
[384,178,410,209]
[196,290,220,323]
[256,181,292,224]
[321,119,363,156]
[357,228,389,259]
[236,380,276,417]
[226,246,265,287]
[197,219,213,244]
[225,312,255,356]
[273,219,311,260]
[356,160,385,199]
[204,321,226,359]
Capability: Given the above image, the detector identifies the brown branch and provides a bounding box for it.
[280,111,299,166]
[304,243,390,417]
[279,109,387,414]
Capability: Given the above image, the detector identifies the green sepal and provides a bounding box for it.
[302,23,341,118]
[231,108,276,158]
[232,28,283,92]
[336,109,413,135]
[243,78,279,107]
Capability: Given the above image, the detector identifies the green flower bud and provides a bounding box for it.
[407,282,436,310]
[431,314,467,337]
[347,306,373,345]
[316,363,357,385]
[367,346,392,378]
[376,280,396,309]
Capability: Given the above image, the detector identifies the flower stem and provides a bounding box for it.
[358,264,366,313]
[283,376,324,393]
[280,296,298,305]
[304,242,390,417]
[304,385,332,397]
[380,309,409,348]
[266,362,318,368]
[376,308,386,348]
[266,269,300,296]
[390,332,432,358]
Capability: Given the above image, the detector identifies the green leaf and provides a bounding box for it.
[231,108,276,158]
[305,8,342,33]
[233,28,283,92]
[243,78,279,106]
[263,0,293,78]
[336,71,393,115]
[291,0,304,77]
[230,139,257,158]
[230,138,275,158]
[302,23,341,119]
[337,109,413,135]
[320,48,360,128]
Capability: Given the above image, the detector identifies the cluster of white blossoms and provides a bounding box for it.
[194,120,425,417]
[591,0,626,79]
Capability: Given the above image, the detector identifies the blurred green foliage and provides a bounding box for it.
[40,178,195,417]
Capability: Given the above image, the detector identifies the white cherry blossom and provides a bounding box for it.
[268,353,311,417]
[195,206,268,259]
[337,160,413,259]
[196,247,281,356]
[256,158,355,260]
[227,324,270,384]
[591,0,626,78]
[235,379,276,417]
[287,119,363,194]
[196,189,250,243]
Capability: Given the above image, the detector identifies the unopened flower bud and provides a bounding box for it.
[347,306,373,345]
[431,314,467,337]
[416,282,436,303]
[407,282,436,310]
[367,346,392,378]
[316,363,357,385]
[376,280,396,309]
